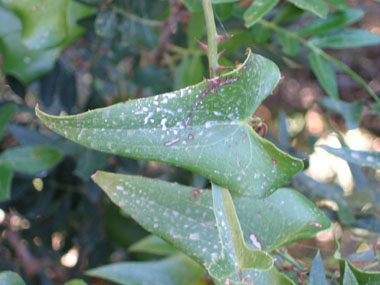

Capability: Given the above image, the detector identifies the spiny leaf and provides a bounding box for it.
[92,171,330,270]
[208,185,273,280]
[36,50,303,198]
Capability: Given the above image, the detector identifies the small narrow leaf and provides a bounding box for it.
[0,103,17,140]
[129,235,177,256]
[208,185,273,280]
[343,263,359,285]
[0,145,62,174]
[287,0,328,18]
[92,171,330,269]
[309,52,338,100]
[244,0,280,28]
[86,255,205,285]
[0,271,25,285]
[298,8,363,36]
[37,50,303,198]
[0,165,13,201]
[320,146,380,169]
[311,28,380,48]
[319,97,363,130]
[309,251,327,285]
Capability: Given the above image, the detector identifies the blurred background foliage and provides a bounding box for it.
[0,0,380,284]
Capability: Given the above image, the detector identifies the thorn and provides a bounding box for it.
[217,49,226,59]
[217,65,232,71]
[217,34,233,43]
[196,39,208,52]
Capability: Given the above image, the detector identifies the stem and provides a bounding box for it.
[259,19,380,105]
[202,0,218,78]
[89,37,103,70]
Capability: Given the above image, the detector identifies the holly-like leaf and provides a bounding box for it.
[86,254,205,285]
[208,184,273,280]
[0,145,62,175]
[92,171,330,271]
[36,50,303,198]
[244,0,280,28]
[320,146,380,169]
[287,0,328,18]
[1,0,71,50]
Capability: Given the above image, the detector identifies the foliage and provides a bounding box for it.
[0,0,380,284]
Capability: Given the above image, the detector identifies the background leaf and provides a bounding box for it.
[320,146,380,169]
[0,165,13,201]
[310,28,380,48]
[129,235,178,256]
[0,271,25,285]
[36,51,303,198]
[0,103,17,140]
[86,254,205,285]
[0,145,62,175]
[286,0,328,18]
[244,0,280,28]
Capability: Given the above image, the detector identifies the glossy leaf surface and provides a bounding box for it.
[37,51,303,198]
[1,0,70,50]
[320,146,380,169]
[92,171,330,270]
[311,28,380,48]
[287,0,328,18]
[0,145,62,175]
[244,0,280,28]
[86,254,205,285]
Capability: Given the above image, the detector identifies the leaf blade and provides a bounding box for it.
[244,0,280,28]
[287,0,328,18]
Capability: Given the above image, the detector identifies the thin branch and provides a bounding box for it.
[202,0,219,78]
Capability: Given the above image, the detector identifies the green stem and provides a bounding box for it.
[277,251,307,272]
[202,0,218,78]
[259,19,380,105]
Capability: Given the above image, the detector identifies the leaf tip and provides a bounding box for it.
[91,171,99,182]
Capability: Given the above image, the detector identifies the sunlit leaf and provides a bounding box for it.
[298,8,363,36]
[64,279,87,285]
[0,271,25,285]
[1,0,70,50]
[310,28,380,48]
[244,0,280,28]
[86,254,205,285]
[129,235,177,256]
[0,145,62,175]
[92,171,330,269]
[0,165,13,201]
[37,50,303,198]
[208,185,273,280]
[286,0,328,18]
[309,52,338,100]
[309,251,327,285]
[320,146,380,169]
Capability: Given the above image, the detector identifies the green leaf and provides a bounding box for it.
[92,171,330,270]
[212,0,240,3]
[286,0,328,18]
[320,146,380,169]
[174,55,205,89]
[308,52,338,100]
[1,0,71,50]
[183,0,203,12]
[36,50,303,198]
[309,251,327,285]
[129,235,178,256]
[298,8,363,36]
[0,6,22,37]
[0,271,25,285]
[95,9,118,39]
[208,185,273,280]
[310,28,380,48]
[324,0,348,9]
[0,165,13,201]
[0,103,17,140]
[86,254,205,285]
[278,32,300,56]
[319,97,363,130]
[340,260,380,285]
[244,0,280,28]
[64,279,87,285]
[0,145,62,175]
